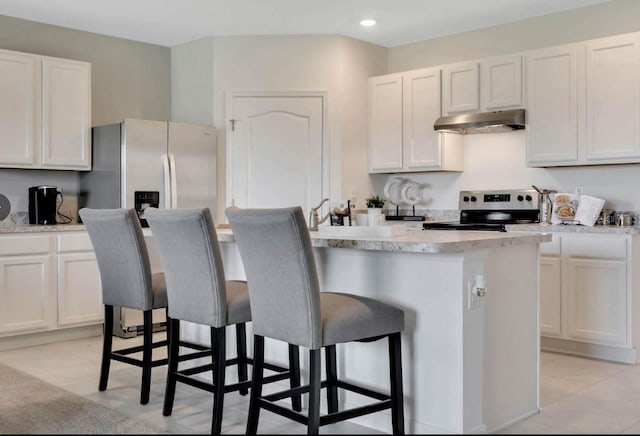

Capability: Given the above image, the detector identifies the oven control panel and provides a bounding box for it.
[459,189,538,211]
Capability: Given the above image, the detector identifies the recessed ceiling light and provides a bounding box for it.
[360,19,376,27]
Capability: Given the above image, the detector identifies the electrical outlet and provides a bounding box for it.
[468,282,480,310]
[468,274,486,310]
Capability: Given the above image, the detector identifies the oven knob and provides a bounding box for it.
[525,195,532,201]
[470,196,477,202]
[462,196,469,202]
[517,195,524,201]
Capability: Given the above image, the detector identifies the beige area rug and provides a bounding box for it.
[0,362,160,434]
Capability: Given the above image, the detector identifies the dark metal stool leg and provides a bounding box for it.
[140,309,153,405]
[307,348,321,435]
[246,335,265,435]
[163,318,180,416]
[288,344,302,411]
[389,333,405,435]
[165,308,171,353]
[98,305,113,392]
[211,327,227,434]
[236,323,249,396]
[325,344,338,413]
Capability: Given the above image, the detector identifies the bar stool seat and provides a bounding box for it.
[226,206,406,435]
[320,292,404,346]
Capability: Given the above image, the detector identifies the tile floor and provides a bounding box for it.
[1,333,640,434]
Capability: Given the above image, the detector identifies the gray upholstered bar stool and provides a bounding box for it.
[145,207,301,434]
[80,208,170,404]
[226,206,405,435]
[80,208,211,405]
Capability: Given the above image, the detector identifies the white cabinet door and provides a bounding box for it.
[57,252,103,326]
[0,255,53,334]
[403,68,440,169]
[403,68,460,171]
[443,61,479,114]
[526,44,579,166]
[369,73,403,172]
[481,55,523,110]
[585,33,640,162]
[564,257,627,345]
[540,256,561,337]
[41,57,91,170]
[0,49,39,167]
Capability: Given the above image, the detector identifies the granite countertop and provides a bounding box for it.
[506,223,640,234]
[215,227,551,254]
[0,224,86,233]
[1,219,637,239]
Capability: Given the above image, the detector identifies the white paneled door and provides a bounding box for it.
[227,93,325,221]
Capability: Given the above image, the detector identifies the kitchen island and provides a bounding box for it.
[0,223,549,433]
[180,227,551,434]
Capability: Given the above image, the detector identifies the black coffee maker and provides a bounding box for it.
[28,186,59,225]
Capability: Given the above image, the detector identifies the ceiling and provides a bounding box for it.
[0,0,614,48]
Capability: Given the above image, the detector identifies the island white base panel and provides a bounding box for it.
[541,336,637,364]
[180,242,540,434]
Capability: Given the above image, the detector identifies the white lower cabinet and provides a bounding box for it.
[0,235,53,334]
[539,256,561,336]
[57,233,103,326]
[565,257,627,344]
[0,232,103,341]
[539,232,635,363]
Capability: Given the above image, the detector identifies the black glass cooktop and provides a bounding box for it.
[422,222,507,232]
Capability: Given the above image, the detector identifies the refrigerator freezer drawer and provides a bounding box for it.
[113,307,166,338]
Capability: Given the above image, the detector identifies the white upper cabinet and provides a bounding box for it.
[403,68,462,171]
[526,44,580,165]
[0,50,39,166]
[443,56,523,115]
[369,73,403,172]
[584,32,640,162]
[41,57,92,169]
[481,55,523,110]
[443,61,480,114]
[526,32,640,167]
[369,68,463,173]
[0,48,91,171]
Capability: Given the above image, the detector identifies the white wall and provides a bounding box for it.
[171,36,215,125]
[336,37,387,208]
[172,34,387,220]
[388,0,640,72]
[378,0,640,213]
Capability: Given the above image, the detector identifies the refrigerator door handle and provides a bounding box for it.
[162,153,171,208]
[169,154,178,209]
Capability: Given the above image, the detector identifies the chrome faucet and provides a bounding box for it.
[309,198,330,230]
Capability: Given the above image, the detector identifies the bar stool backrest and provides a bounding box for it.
[226,206,322,349]
[79,208,153,310]
[145,208,228,327]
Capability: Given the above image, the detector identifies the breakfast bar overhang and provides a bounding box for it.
[174,228,552,434]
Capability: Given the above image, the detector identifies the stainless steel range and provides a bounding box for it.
[423,189,540,232]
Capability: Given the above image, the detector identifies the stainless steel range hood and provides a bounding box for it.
[434,109,525,134]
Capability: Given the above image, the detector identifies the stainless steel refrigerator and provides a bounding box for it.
[79,118,217,337]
